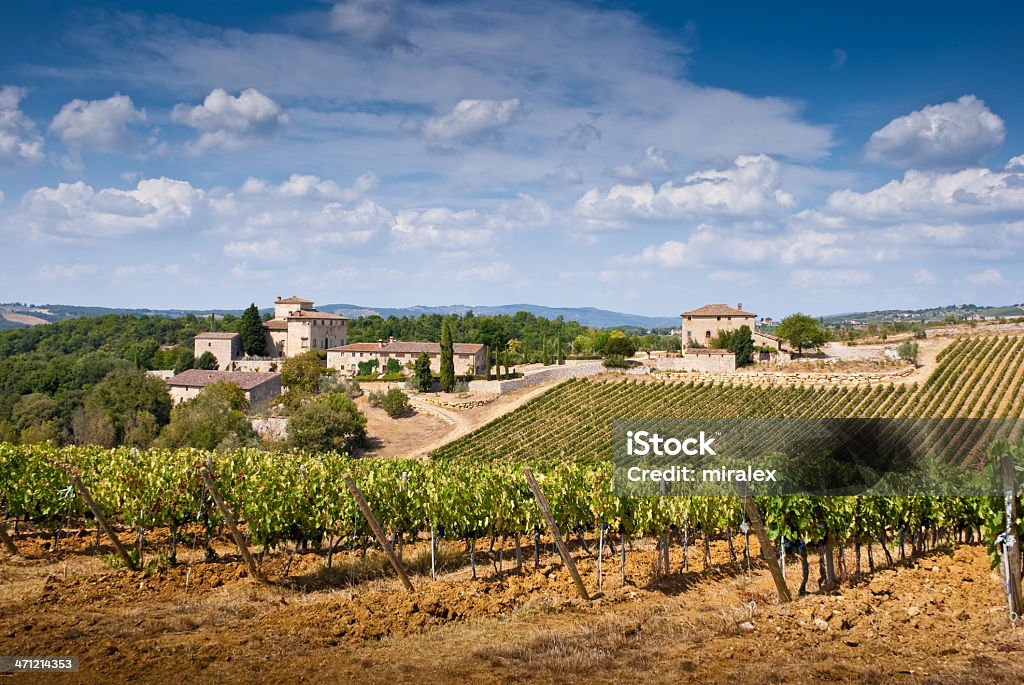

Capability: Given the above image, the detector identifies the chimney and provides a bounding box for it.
[378,339,385,348]
[737,302,743,311]
[388,336,396,344]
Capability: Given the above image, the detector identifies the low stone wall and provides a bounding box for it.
[653,366,915,386]
[655,353,737,373]
[232,359,280,373]
[467,361,606,395]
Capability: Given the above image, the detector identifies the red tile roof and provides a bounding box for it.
[685,348,734,355]
[681,304,756,317]
[275,296,313,304]
[167,369,280,391]
[329,341,485,355]
[262,319,289,330]
[194,332,240,340]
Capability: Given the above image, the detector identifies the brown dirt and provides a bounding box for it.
[1,526,1021,684]
[353,394,452,458]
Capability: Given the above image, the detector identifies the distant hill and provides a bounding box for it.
[1,302,680,330]
[317,303,680,329]
[820,303,1024,325]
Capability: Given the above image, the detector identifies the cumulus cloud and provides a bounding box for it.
[240,171,378,201]
[49,94,147,154]
[0,85,44,165]
[329,0,415,51]
[613,145,672,180]
[575,154,797,229]
[865,95,1005,168]
[21,178,204,238]
[422,99,525,142]
[391,206,490,252]
[827,163,1024,219]
[171,88,288,154]
[914,268,937,285]
[965,268,1005,285]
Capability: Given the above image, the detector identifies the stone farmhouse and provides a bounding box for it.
[263,296,348,358]
[327,338,487,376]
[165,369,282,408]
[680,302,781,352]
[194,332,241,370]
[193,296,347,370]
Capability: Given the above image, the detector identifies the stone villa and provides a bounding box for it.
[681,303,781,352]
[165,369,282,407]
[194,296,347,369]
[327,338,487,376]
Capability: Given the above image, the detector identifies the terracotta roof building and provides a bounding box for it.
[165,369,282,407]
[681,302,756,346]
[327,338,487,376]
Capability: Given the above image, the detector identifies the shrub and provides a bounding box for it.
[368,390,385,408]
[381,388,411,418]
[287,392,367,452]
[603,354,631,368]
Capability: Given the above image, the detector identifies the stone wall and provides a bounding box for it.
[655,353,737,373]
[467,361,606,395]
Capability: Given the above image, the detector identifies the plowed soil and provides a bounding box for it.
[1,528,1021,684]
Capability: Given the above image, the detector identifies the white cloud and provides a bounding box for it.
[791,268,872,288]
[329,0,414,51]
[1006,155,1024,171]
[865,95,1005,168]
[966,268,1005,285]
[49,94,146,153]
[422,98,525,141]
[171,88,288,154]
[456,261,514,283]
[391,206,489,251]
[914,268,937,285]
[628,240,690,268]
[0,85,44,165]
[575,154,797,229]
[38,263,101,280]
[21,177,204,238]
[230,263,273,280]
[827,164,1024,219]
[613,145,672,180]
[240,171,378,201]
[112,263,183,279]
[224,238,289,261]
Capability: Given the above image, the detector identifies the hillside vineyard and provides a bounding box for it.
[431,336,1024,465]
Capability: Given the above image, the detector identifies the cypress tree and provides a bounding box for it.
[239,303,266,356]
[439,319,455,392]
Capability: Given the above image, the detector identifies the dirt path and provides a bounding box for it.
[407,382,561,458]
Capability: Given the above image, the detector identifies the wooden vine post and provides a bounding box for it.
[69,472,138,571]
[0,519,19,556]
[737,483,792,603]
[199,460,262,582]
[523,467,591,601]
[1001,451,1023,619]
[343,475,415,593]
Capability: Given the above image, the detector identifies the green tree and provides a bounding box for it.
[414,352,433,391]
[604,334,636,358]
[439,319,455,392]
[897,341,920,366]
[281,351,323,394]
[84,369,171,443]
[776,313,828,354]
[157,381,255,450]
[710,325,754,365]
[380,388,411,418]
[239,303,266,356]
[287,392,367,452]
[195,351,219,370]
[384,357,402,375]
[172,349,195,375]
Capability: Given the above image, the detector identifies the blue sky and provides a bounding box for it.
[1,1,1022,318]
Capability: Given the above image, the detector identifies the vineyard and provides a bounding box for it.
[1,335,1023,683]
[431,335,1024,464]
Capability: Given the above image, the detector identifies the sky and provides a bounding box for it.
[1,0,1022,318]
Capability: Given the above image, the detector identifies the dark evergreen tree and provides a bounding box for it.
[439,319,455,392]
[195,351,219,370]
[414,352,433,392]
[239,303,266,356]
